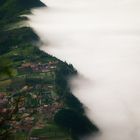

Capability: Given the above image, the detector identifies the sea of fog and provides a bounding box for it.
[28,0,140,140]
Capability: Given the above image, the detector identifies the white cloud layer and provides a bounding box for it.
[28,0,140,139]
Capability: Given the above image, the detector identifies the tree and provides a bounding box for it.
[0,58,13,78]
[54,109,98,140]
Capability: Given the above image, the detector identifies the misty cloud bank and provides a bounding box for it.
[28,0,140,139]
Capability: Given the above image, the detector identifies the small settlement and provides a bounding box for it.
[0,60,64,139]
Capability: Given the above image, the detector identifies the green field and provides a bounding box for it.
[31,124,72,140]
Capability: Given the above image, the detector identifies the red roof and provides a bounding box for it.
[0,93,5,99]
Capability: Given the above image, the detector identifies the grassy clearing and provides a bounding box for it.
[9,132,27,140]
[31,123,72,140]
[0,79,12,88]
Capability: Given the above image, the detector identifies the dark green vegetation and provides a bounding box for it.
[0,0,99,140]
[0,0,45,30]
[54,109,98,140]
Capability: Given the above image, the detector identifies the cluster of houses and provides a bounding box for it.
[0,60,65,138]
[10,115,34,132]
[12,102,63,134]
[0,92,35,132]
[0,90,63,134]
[41,102,63,120]
[18,61,58,73]
[0,93,8,114]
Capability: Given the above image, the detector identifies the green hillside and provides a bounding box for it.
[0,0,98,140]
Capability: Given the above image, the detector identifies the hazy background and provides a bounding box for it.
[28,0,140,139]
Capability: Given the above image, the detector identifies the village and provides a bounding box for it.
[0,60,66,140]
[18,61,58,73]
